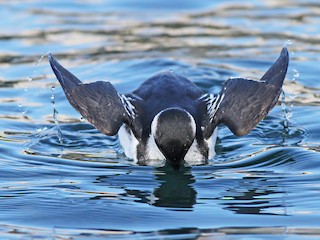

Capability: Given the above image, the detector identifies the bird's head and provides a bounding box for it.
[151,107,196,168]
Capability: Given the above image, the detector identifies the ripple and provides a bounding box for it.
[1,0,320,239]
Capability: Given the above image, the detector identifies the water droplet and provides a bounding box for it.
[289,92,296,100]
[281,90,293,132]
[293,69,300,78]
[286,111,293,119]
[36,50,50,67]
[23,51,51,118]
[50,83,63,145]
[51,85,56,100]
[284,39,292,47]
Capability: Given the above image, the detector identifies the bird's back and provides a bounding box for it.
[132,72,204,124]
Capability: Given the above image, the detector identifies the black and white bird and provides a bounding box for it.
[49,48,289,167]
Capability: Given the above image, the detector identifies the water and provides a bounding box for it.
[1,1,320,239]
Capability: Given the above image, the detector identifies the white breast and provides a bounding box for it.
[118,124,166,166]
[206,127,218,159]
[184,127,218,165]
[118,124,139,163]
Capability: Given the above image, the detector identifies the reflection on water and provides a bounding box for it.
[1,0,320,239]
[152,166,197,208]
[114,165,290,215]
[220,174,287,216]
[124,166,198,209]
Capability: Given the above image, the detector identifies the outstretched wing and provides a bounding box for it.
[202,47,289,138]
[49,54,130,136]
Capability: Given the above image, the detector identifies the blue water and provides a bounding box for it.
[1,1,320,239]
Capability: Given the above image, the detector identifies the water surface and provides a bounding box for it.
[0,1,320,239]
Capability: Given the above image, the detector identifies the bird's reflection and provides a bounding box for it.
[95,164,288,215]
[123,164,197,209]
[151,164,197,208]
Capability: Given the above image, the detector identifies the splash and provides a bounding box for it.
[281,42,299,134]
[18,50,50,114]
[292,68,299,80]
[283,39,292,48]
[51,85,63,145]
[18,102,27,115]
[281,91,291,130]
[26,50,49,90]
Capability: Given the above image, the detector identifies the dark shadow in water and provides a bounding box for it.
[152,165,197,208]
[93,161,290,215]
[124,164,197,209]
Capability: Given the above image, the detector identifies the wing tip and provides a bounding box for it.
[280,47,289,66]
[48,53,57,66]
[48,52,61,74]
[48,53,83,88]
[281,46,289,57]
[260,46,289,85]
[48,52,53,61]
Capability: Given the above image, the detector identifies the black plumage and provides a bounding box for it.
[49,47,289,166]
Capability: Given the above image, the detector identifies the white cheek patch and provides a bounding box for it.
[151,111,160,139]
[184,140,205,165]
[146,135,166,161]
[185,127,218,165]
[186,111,196,137]
[148,112,166,161]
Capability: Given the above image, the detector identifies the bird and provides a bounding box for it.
[49,47,289,167]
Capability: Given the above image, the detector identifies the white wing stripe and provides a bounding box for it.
[201,93,225,122]
[119,94,136,119]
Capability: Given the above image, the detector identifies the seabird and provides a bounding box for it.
[49,47,289,167]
